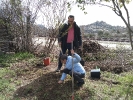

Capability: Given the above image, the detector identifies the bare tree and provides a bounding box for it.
[38,0,69,57]
[0,0,43,52]
[21,0,43,52]
[0,0,70,56]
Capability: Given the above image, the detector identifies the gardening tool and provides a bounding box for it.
[71,41,74,100]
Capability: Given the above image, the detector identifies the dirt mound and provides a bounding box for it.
[83,40,105,53]
[76,40,105,57]
[13,64,81,100]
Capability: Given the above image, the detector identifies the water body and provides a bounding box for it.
[33,37,131,50]
[98,41,131,50]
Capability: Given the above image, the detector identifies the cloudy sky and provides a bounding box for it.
[67,1,133,26]
[36,1,133,27]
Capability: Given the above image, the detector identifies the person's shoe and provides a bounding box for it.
[77,81,85,87]
[55,68,60,72]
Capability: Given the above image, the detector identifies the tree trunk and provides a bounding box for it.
[128,28,133,50]
[26,15,32,52]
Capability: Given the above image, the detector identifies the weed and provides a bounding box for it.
[1,50,133,100]
[23,86,33,95]
[0,52,35,67]
[43,93,48,98]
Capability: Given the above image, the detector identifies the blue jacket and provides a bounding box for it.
[60,53,86,81]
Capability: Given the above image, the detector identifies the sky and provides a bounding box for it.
[36,1,133,27]
[67,1,133,26]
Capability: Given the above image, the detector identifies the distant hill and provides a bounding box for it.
[35,21,133,37]
[80,21,127,34]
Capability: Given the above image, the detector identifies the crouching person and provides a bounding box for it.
[58,49,86,87]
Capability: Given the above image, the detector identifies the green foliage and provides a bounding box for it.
[0,68,16,78]
[75,0,132,12]
[0,52,34,67]
[67,2,71,11]
[98,30,104,36]
[0,52,35,100]
[0,49,133,99]
[0,68,16,99]
[97,71,133,99]
[77,4,88,14]
[76,0,85,4]
[83,33,91,38]
[76,0,131,4]
[88,33,95,38]
[0,78,11,92]
[13,52,34,60]
[0,19,6,25]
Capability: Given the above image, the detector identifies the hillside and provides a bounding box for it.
[35,21,131,37]
[80,21,127,34]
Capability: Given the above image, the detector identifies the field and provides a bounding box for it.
[0,44,133,100]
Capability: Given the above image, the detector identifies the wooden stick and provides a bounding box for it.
[71,41,74,100]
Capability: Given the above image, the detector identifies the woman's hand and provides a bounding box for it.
[71,49,75,55]
[58,80,64,84]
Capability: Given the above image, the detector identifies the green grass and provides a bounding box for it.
[84,71,133,100]
[0,52,35,100]
[0,68,16,100]
[0,51,133,100]
[0,52,34,67]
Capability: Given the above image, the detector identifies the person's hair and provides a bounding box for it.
[60,54,68,61]
[68,15,74,19]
